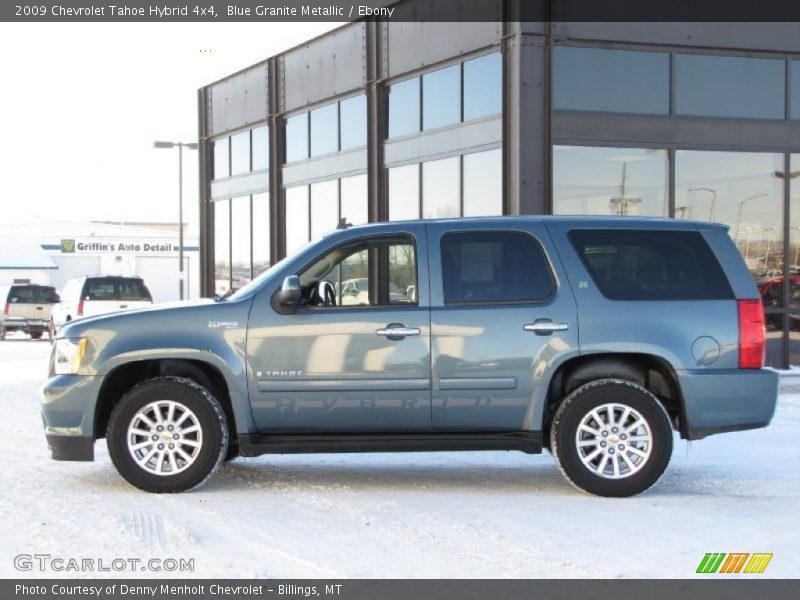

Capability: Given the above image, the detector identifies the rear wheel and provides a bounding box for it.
[30,331,43,340]
[107,377,228,493]
[550,379,673,497]
[48,319,56,342]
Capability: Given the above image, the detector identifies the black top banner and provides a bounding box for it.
[4,0,800,22]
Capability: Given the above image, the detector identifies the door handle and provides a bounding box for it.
[523,321,569,335]
[376,324,421,340]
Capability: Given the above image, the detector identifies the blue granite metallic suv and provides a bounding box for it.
[42,217,778,496]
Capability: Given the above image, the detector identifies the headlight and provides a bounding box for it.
[53,338,88,375]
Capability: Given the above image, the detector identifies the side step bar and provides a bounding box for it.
[239,431,542,457]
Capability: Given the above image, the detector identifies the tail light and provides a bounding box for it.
[3,302,8,316]
[77,298,84,316]
[738,299,765,369]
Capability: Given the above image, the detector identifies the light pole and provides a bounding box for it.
[734,192,768,242]
[154,140,198,300]
[688,187,718,221]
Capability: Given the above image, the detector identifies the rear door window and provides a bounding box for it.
[440,231,555,304]
[9,286,59,304]
[83,279,152,301]
[569,229,733,300]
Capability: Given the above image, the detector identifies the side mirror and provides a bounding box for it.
[277,275,301,308]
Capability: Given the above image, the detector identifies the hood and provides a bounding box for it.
[57,297,222,339]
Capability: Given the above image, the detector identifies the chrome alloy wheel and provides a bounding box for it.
[127,400,203,476]
[575,403,653,479]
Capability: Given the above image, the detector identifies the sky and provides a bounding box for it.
[0,21,342,235]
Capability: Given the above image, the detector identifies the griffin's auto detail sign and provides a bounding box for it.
[59,238,179,255]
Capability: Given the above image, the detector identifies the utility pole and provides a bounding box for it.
[609,162,642,215]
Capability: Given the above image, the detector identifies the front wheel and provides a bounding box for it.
[550,379,673,497]
[107,377,228,493]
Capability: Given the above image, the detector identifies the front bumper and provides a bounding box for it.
[677,368,779,440]
[46,434,94,461]
[41,374,103,461]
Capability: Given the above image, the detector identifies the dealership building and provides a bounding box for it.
[0,220,199,302]
[198,5,800,366]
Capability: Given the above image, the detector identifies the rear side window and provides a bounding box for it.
[569,229,733,300]
[441,231,555,304]
[83,278,152,301]
[8,286,59,304]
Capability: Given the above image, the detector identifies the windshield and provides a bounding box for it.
[225,253,296,301]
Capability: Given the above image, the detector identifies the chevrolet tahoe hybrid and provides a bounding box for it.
[41,217,779,497]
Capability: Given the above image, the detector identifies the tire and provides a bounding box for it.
[0,324,5,341]
[550,378,673,497]
[30,331,43,340]
[49,319,56,342]
[107,377,228,493]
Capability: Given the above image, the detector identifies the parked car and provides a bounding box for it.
[50,275,153,337]
[758,275,800,330]
[42,218,778,497]
[0,284,60,340]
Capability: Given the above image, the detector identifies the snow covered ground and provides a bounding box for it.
[0,335,797,579]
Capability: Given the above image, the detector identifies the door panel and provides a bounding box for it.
[428,221,578,431]
[246,225,432,433]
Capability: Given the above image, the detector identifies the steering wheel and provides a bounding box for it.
[314,280,337,307]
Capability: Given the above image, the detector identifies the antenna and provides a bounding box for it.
[337,218,352,230]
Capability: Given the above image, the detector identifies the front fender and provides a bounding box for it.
[95,347,256,435]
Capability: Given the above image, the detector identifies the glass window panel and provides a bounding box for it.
[388,244,418,305]
[441,231,555,304]
[231,195,251,289]
[388,163,420,221]
[791,62,800,120]
[299,236,417,308]
[790,155,800,366]
[553,146,668,216]
[464,53,502,121]
[252,192,270,277]
[423,157,460,218]
[463,149,502,216]
[388,77,420,138]
[214,199,230,296]
[310,179,339,240]
[285,185,309,255]
[340,94,367,150]
[213,137,229,179]
[423,64,461,130]
[675,54,785,119]
[340,174,368,225]
[310,102,339,157]
[675,150,784,352]
[570,230,733,301]
[252,125,269,171]
[230,130,250,176]
[553,46,669,115]
[285,113,308,163]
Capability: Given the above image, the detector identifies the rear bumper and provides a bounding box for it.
[2,318,48,332]
[677,368,779,440]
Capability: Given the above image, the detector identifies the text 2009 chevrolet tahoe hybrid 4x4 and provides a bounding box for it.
[42,217,778,497]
